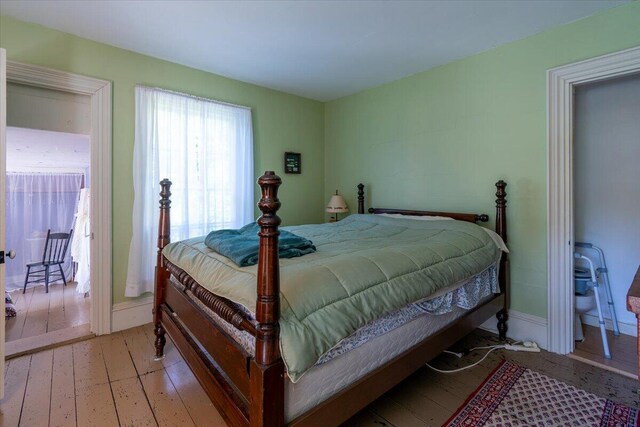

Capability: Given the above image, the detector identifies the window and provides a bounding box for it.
[126,86,253,297]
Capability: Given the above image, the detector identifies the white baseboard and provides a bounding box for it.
[480,310,549,350]
[581,313,637,337]
[111,296,154,332]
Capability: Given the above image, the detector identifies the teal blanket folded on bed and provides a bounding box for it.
[204,222,316,267]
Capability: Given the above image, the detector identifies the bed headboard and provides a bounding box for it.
[356,182,490,224]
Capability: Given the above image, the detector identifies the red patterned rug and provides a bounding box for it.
[444,360,639,427]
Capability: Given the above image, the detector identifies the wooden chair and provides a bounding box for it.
[23,229,74,294]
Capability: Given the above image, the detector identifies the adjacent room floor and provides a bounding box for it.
[571,324,637,380]
[1,328,637,427]
[5,283,91,351]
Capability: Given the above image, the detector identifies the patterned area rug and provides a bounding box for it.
[444,360,639,427]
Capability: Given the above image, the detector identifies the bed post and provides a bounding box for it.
[154,179,172,360]
[357,183,365,214]
[495,180,509,341]
[250,171,285,427]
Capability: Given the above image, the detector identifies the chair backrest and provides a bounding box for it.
[42,229,74,264]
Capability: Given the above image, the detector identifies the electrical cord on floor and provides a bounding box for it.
[427,341,524,374]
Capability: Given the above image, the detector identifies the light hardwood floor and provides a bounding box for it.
[571,324,638,379]
[1,323,226,427]
[1,328,637,427]
[6,283,90,343]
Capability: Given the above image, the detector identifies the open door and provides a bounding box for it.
[0,47,7,399]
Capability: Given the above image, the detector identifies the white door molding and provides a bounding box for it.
[547,46,640,354]
[6,61,113,335]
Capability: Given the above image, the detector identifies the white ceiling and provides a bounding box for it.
[7,127,90,172]
[0,1,627,101]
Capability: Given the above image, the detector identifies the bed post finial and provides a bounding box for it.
[357,183,365,214]
[495,180,509,341]
[154,178,172,360]
[251,171,285,426]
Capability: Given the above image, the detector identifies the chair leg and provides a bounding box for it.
[59,265,67,286]
[45,266,50,293]
[23,266,31,294]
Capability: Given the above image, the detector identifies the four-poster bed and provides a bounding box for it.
[152,172,509,426]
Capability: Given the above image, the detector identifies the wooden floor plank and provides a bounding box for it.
[75,382,119,427]
[0,356,32,427]
[21,285,53,339]
[385,378,453,427]
[122,326,164,376]
[343,408,396,427]
[372,396,428,427]
[6,288,34,342]
[412,370,466,413]
[98,333,138,382]
[63,284,90,329]
[47,284,67,333]
[165,360,226,427]
[140,369,196,427]
[49,345,77,427]
[20,349,53,427]
[72,339,110,388]
[110,377,157,427]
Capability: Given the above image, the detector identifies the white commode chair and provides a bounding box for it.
[574,242,620,359]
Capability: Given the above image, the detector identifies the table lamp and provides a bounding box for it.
[326,190,349,222]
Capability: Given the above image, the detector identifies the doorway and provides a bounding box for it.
[5,122,92,349]
[570,73,640,378]
[547,46,640,378]
[2,61,112,357]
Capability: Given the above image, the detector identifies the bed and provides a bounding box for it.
[152,172,509,426]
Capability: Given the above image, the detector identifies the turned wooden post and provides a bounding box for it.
[357,183,365,214]
[250,171,285,426]
[154,179,172,360]
[495,180,509,341]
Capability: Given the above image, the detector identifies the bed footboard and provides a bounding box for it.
[153,172,286,427]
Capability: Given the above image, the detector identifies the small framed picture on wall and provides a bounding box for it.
[284,152,301,174]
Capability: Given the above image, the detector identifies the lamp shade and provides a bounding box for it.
[326,194,349,213]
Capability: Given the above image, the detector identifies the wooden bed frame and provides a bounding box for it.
[153,172,509,427]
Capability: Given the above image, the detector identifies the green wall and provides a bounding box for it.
[0,15,325,305]
[325,3,640,318]
[2,4,640,316]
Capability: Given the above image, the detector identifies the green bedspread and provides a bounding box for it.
[163,214,501,382]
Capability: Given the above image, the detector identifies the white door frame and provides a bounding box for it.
[6,61,113,335]
[547,46,640,354]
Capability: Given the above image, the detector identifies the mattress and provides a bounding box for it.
[170,263,498,368]
[283,299,490,422]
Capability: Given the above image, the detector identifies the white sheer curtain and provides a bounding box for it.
[5,173,83,291]
[126,86,254,297]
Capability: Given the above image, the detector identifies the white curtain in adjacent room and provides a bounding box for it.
[126,86,254,298]
[5,172,83,291]
[71,188,91,295]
